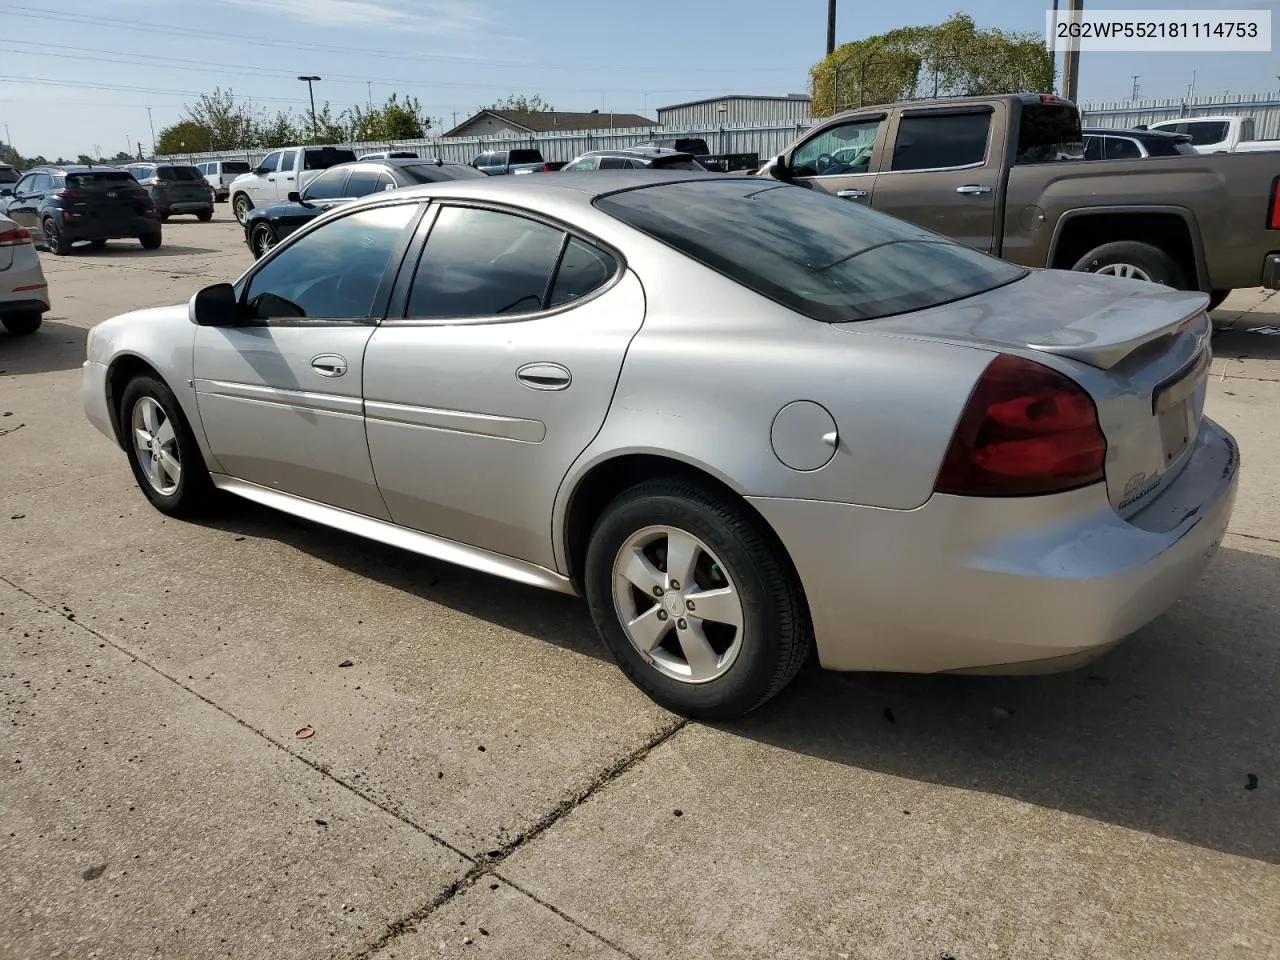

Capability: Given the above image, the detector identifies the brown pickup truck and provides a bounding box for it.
[760,93,1280,310]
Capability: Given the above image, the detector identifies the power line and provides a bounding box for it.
[0,74,363,107]
[0,6,806,76]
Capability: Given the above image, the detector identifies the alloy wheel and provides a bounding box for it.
[1095,262,1153,282]
[131,396,182,496]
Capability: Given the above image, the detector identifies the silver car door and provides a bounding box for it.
[193,201,423,517]
[363,202,644,569]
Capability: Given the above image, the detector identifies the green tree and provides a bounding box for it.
[1,141,24,167]
[347,93,430,141]
[156,120,215,155]
[254,111,302,148]
[482,94,554,113]
[183,87,257,150]
[810,13,1053,116]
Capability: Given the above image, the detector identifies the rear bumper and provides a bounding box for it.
[1262,253,1280,290]
[158,200,214,214]
[60,215,160,241]
[0,297,50,317]
[749,417,1239,674]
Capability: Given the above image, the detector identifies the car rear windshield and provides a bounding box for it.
[595,179,1026,323]
[222,161,251,173]
[400,164,488,183]
[64,171,137,188]
[650,155,705,170]
[509,149,543,164]
[157,166,204,181]
[1184,121,1229,145]
[303,148,359,170]
[1015,103,1085,163]
[0,167,19,184]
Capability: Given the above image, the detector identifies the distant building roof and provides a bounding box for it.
[444,110,657,137]
[657,94,811,112]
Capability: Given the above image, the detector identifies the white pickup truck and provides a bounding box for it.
[1146,115,1280,154]
[228,145,358,223]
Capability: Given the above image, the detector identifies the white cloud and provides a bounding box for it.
[216,0,491,33]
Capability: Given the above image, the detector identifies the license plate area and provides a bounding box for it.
[1152,348,1208,464]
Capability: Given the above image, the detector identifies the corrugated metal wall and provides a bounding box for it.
[155,122,818,167]
[656,97,815,128]
[1080,92,1280,138]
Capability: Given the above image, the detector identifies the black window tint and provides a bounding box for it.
[1015,104,1084,163]
[550,238,616,308]
[64,171,134,188]
[158,166,204,180]
[509,149,542,164]
[595,180,1025,323]
[303,168,349,200]
[891,112,990,171]
[400,163,487,183]
[303,148,357,170]
[279,152,296,172]
[599,156,628,170]
[257,153,280,173]
[224,161,251,174]
[1185,121,1228,146]
[1104,137,1142,160]
[1083,137,1103,161]
[343,167,382,197]
[0,168,19,184]
[652,157,705,170]
[245,204,417,320]
[407,206,565,319]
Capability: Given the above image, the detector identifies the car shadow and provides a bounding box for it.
[69,242,223,259]
[0,318,87,376]
[196,498,1278,864]
[1211,326,1280,360]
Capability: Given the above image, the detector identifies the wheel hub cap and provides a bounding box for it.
[131,396,181,496]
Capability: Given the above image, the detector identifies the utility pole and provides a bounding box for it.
[1048,0,1060,93]
[298,76,321,141]
[367,81,373,110]
[826,0,836,57]
[147,107,156,155]
[1061,0,1083,103]
[137,141,144,161]
[1130,75,1140,100]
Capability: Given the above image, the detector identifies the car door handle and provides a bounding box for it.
[311,354,348,378]
[516,362,572,390]
[956,184,992,195]
[284,176,294,181]
[836,189,868,199]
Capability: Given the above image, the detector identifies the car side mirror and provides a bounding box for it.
[0,187,11,197]
[190,283,243,327]
[287,191,302,203]
[770,155,793,181]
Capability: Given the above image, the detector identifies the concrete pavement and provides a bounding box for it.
[2,217,1278,959]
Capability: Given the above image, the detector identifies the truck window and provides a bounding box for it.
[1182,121,1229,146]
[509,149,544,164]
[890,112,990,171]
[1015,103,1084,163]
[1241,118,1256,142]
[280,152,296,172]
[792,118,882,177]
[304,148,358,170]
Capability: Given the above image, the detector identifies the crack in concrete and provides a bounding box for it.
[1230,530,1280,546]
[0,572,676,960]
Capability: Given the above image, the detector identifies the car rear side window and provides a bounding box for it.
[1104,137,1142,160]
[0,168,19,184]
[549,238,617,308]
[599,157,628,170]
[595,179,1024,323]
[406,206,566,319]
[891,111,991,171]
[343,167,382,197]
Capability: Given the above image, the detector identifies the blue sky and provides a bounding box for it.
[0,0,1276,158]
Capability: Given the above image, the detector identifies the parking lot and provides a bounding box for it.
[2,214,1279,959]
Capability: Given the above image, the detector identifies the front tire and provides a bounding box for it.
[1072,241,1186,289]
[584,478,812,720]
[250,223,276,258]
[2,313,42,335]
[119,375,217,518]
[233,194,253,224]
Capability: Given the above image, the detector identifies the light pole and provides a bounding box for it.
[1061,0,1083,103]
[298,75,321,141]
[147,107,156,156]
[826,0,836,56]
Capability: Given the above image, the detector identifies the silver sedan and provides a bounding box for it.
[81,173,1239,718]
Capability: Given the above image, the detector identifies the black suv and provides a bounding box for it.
[0,165,162,254]
[124,162,215,221]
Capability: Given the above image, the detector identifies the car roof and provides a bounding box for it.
[27,164,130,173]
[341,169,731,207]
[581,147,694,159]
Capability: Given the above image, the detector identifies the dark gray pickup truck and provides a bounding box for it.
[760,93,1280,309]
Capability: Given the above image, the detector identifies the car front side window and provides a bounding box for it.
[302,168,349,200]
[257,152,281,174]
[792,118,883,177]
[244,203,419,321]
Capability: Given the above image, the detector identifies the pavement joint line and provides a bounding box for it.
[1229,530,1280,546]
[0,571,679,960]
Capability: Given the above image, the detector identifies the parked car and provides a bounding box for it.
[228,146,359,224]
[195,160,252,202]
[760,93,1280,312]
[560,147,706,172]
[124,163,215,221]
[1146,116,1280,154]
[242,157,485,257]
[1083,128,1198,160]
[359,151,419,160]
[634,138,759,172]
[472,148,546,175]
[0,164,21,191]
[0,212,49,335]
[0,165,161,255]
[83,172,1237,719]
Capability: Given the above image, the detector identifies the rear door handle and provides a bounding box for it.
[956,184,992,195]
[311,354,348,378]
[516,362,571,391]
[836,189,868,199]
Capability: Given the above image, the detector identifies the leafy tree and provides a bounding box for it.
[483,94,555,113]
[156,120,215,155]
[183,87,257,150]
[254,111,302,149]
[810,13,1053,116]
[77,154,95,165]
[1,141,25,167]
[347,93,430,141]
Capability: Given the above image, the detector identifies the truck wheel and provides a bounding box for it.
[232,194,253,225]
[1207,290,1230,312]
[1072,241,1185,289]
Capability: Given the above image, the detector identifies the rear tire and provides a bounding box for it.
[89,239,107,249]
[583,478,812,720]
[1207,289,1230,312]
[197,208,213,222]
[250,223,276,258]
[233,194,253,224]
[1072,241,1186,289]
[119,375,217,518]
[139,232,162,250]
[2,313,42,335]
[43,218,70,256]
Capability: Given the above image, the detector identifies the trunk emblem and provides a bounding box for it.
[106,191,117,198]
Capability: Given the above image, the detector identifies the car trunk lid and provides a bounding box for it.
[63,171,150,215]
[844,269,1213,517]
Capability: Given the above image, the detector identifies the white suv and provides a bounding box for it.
[195,160,253,202]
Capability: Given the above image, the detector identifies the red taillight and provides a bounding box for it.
[542,162,555,171]
[934,354,1107,497]
[54,189,87,200]
[0,226,33,246]
[1268,177,1280,230]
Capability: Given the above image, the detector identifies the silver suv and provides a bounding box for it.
[195,160,252,202]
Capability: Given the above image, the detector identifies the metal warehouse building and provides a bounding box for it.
[656,94,813,128]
